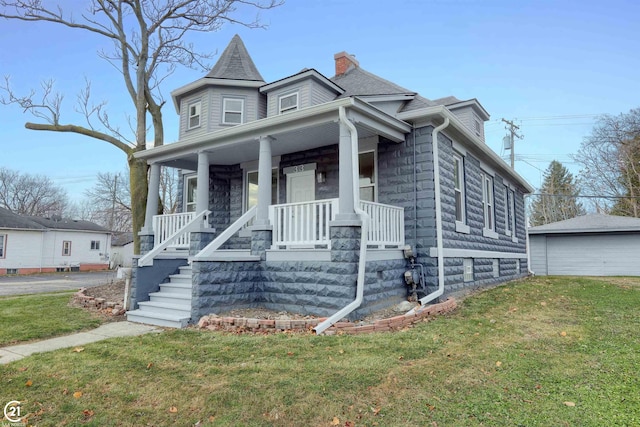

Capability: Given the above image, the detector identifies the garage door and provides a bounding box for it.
[546,233,640,276]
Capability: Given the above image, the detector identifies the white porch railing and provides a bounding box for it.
[153,212,195,249]
[269,199,339,249]
[139,210,210,267]
[360,200,405,248]
[269,199,404,249]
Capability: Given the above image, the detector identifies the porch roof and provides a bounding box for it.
[135,97,412,170]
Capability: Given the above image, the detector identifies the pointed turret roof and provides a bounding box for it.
[206,34,264,81]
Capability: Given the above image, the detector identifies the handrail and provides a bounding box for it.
[193,206,257,260]
[138,210,210,267]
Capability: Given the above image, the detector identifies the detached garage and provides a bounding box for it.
[529,214,640,276]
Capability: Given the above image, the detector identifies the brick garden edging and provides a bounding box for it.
[197,298,457,335]
[73,288,126,316]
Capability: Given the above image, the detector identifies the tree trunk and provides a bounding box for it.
[129,156,148,255]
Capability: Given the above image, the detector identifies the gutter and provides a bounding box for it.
[418,118,450,305]
[313,106,370,335]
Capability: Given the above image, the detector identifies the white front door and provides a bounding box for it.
[285,169,316,248]
[286,169,315,203]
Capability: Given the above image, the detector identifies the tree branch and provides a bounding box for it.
[25,122,132,153]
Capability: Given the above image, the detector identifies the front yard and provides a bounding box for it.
[1,276,639,426]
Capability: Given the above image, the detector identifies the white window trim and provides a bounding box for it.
[278,91,299,114]
[359,149,377,202]
[222,97,244,125]
[184,174,197,213]
[187,100,201,130]
[453,152,469,234]
[62,241,72,256]
[504,184,512,237]
[0,234,5,259]
[463,258,474,282]
[482,172,498,239]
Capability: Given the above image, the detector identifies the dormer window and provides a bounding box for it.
[279,92,298,114]
[223,98,244,124]
[188,101,201,129]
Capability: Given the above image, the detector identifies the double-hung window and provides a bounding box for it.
[185,175,197,212]
[504,184,512,236]
[278,92,298,114]
[509,189,517,242]
[188,101,201,129]
[90,240,100,250]
[453,153,469,233]
[0,234,5,258]
[62,241,72,256]
[223,98,244,124]
[359,151,376,202]
[482,172,498,238]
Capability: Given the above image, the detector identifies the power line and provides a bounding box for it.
[532,193,640,199]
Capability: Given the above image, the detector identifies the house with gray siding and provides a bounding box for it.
[126,35,533,330]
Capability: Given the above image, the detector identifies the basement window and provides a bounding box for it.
[493,259,499,278]
[463,258,474,282]
[6,268,17,275]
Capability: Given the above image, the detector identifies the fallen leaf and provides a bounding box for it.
[147,362,153,369]
[495,361,502,367]
[73,391,83,398]
[540,301,547,306]
[287,352,294,356]
[208,415,216,422]
[372,406,381,416]
[83,409,94,417]
[345,421,354,427]
[169,406,178,413]
[331,416,340,425]
[18,367,28,372]
[560,331,567,337]
[73,347,85,353]
[339,349,345,354]
[62,388,69,395]
[564,401,576,407]
[25,379,33,387]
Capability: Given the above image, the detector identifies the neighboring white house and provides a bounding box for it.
[529,214,640,276]
[0,207,112,275]
[110,232,134,268]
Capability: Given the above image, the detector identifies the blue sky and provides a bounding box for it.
[1,0,639,202]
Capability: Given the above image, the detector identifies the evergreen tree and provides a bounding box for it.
[530,161,585,226]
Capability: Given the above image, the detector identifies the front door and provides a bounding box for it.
[286,169,315,203]
[286,169,316,248]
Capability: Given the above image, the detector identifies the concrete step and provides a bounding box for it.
[137,301,191,317]
[168,273,192,285]
[159,282,192,294]
[149,291,191,305]
[126,309,189,328]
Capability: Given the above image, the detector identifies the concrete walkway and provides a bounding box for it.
[0,322,159,365]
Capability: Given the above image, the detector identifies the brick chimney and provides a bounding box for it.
[334,51,359,76]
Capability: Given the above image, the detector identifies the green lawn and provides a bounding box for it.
[1,276,639,426]
[0,292,103,346]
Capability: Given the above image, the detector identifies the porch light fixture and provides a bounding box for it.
[316,171,326,184]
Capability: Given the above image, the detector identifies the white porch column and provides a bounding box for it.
[143,162,161,232]
[335,120,358,221]
[196,151,210,217]
[254,136,274,227]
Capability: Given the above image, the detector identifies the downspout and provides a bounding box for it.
[419,117,450,305]
[413,124,417,244]
[313,106,370,335]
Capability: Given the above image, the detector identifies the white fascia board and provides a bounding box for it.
[398,106,534,193]
[429,247,528,259]
[357,94,416,103]
[137,97,411,163]
[170,78,265,112]
[528,227,640,235]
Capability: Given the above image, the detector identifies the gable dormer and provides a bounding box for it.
[435,96,490,142]
[171,35,266,140]
[259,69,343,117]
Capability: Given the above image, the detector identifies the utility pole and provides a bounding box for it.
[501,118,523,169]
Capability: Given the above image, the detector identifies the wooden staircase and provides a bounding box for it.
[126,266,192,328]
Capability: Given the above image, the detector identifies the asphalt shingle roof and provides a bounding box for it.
[206,34,264,81]
[331,66,416,98]
[0,207,109,232]
[528,214,640,234]
[0,207,45,230]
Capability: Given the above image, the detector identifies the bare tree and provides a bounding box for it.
[0,0,282,252]
[573,108,640,217]
[160,167,179,214]
[84,171,132,232]
[0,167,69,216]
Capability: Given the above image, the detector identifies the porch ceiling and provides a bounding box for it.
[137,97,411,171]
